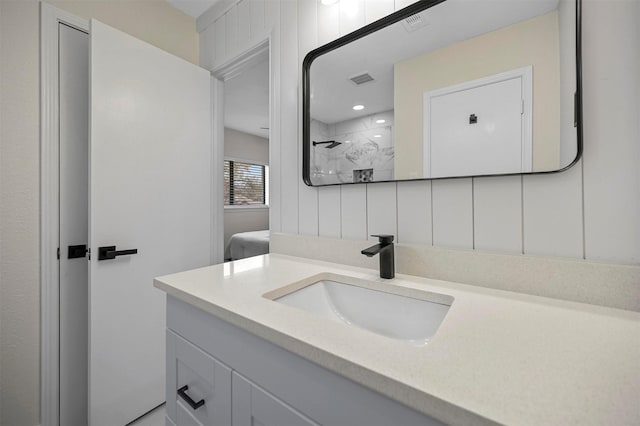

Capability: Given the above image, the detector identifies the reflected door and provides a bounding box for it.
[424,70,531,178]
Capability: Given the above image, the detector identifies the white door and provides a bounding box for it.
[425,72,529,178]
[89,20,212,425]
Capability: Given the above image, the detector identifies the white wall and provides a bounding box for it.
[225,127,269,163]
[199,0,639,264]
[0,2,198,425]
[224,128,269,250]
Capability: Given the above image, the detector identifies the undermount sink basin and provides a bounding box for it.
[264,274,453,346]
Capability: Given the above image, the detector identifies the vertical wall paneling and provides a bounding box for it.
[198,0,640,267]
[431,179,473,249]
[522,164,583,258]
[364,0,394,23]
[280,0,301,234]
[366,182,398,241]
[199,24,215,70]
[250,0,266,40]
[397,180,432,245]
[297,0,320,236]
[264,0,279,30]
[225,7,239,59]
[213,15,227,66]
[318,187,342,238]
[473,175,523,254]
[341,184,368,240]
[237,0,251,48]
[581,0,640,263]
[214,17,226,67]
[339,0,365,36]
[268,1,282,232]
[317,3,339,45]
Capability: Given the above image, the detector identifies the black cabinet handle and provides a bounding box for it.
[177,385,205,410]
[97,245,138,261]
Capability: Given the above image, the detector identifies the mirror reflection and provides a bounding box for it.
[305,0,580,185]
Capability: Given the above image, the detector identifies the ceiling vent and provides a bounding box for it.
[402,12,430,33]
[349,72,375,85]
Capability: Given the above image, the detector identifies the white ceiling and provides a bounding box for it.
[166,0,219,18]
[224,52,270,139]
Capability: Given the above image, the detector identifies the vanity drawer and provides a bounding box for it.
[232,372,319,426]
[166,329,232,426]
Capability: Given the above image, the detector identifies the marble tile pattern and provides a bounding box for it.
[310,111,394,184]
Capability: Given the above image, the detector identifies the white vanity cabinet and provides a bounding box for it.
[166,330,232,426]
[232,373,319,426]
[165,296,443,426]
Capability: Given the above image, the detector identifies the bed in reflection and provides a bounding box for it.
[224,230,270,261]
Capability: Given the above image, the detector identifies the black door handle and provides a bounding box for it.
[177,385,205,410]
[97,245,138,261]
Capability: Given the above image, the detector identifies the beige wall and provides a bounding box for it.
[0,2,198,425]
[394,11,561,179]
[50,0,198,64]
[224,127,269,164]
[224,128,270,251]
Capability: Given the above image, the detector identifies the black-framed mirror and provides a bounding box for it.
[303,0,582,186]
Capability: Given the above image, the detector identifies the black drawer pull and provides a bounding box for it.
[177,385,205,410]
[97,245,138,261]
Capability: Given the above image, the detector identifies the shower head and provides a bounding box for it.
[313,140,342,149]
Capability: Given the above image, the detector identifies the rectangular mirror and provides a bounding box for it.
[303,0,582,186]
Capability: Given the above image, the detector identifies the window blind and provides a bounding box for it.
[224,160,266,205]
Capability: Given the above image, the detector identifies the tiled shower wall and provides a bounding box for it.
[198,0,640,265]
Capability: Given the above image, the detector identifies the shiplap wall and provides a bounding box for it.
[198,0,640,265]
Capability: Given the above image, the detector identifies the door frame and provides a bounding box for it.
[422,66,533,177]
[209,32,275,264]
[40,4,89,426]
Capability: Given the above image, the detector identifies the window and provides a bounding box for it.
[224,160,268,206]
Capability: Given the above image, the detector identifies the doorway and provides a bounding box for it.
[210,40,272,264]
[221,50,271,261]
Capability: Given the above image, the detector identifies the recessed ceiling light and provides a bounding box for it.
[374,134,382,138]
[375,119,386,124]
[320,0,339,5]
[352,104,365,111]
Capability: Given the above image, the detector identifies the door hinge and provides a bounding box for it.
[57,247,60,260]
[521,99,525,115]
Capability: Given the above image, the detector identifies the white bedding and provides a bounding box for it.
[224,230,270,261]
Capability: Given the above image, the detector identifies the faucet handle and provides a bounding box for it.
[371,234,394,244]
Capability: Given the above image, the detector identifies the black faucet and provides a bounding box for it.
[361,234,395,279]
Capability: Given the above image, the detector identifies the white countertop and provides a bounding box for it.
[154,254,640,426]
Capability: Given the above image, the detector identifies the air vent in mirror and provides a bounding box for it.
[402,13,429,32]
[349,73,374,85]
